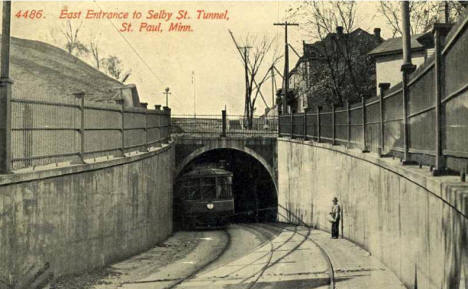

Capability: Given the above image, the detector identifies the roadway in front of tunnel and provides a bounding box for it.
[66,223,406,289]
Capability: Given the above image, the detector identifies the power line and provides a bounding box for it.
[93,1,163,85]
[90,1,186,109]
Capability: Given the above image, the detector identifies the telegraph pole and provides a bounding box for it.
[270,66,275,107]
[163,87,171,107]
[238,45,251,127]
[400,1,416,165]
[274,21,298,115]
[0,0,12,174]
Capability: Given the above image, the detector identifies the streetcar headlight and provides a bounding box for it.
[206,203,214,210]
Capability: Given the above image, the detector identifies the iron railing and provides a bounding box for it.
[171,114,278,137]
[279,19,468,175]
[10,93,171,170]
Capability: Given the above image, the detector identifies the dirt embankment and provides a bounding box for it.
[51,232,201,289]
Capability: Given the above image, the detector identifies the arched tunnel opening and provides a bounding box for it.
[174,148,277,230]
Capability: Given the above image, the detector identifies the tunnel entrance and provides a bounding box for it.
[174,148,277,229]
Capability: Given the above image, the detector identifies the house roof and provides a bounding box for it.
[368,34,426,57]
[4,36,124,102]
[303,28,381,59]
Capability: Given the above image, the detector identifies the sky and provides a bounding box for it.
[6,1,393,115]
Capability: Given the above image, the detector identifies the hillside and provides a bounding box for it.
[3,36,123,102]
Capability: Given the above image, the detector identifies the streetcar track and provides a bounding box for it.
[220,223,299,281]
[241,223,312,289]
[240,224,277,289]
[163,228,232,289]
[119,229,231,288]
[265,210,336,289]
[118,219,336,289]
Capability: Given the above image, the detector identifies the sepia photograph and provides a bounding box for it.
[0,0,467,288]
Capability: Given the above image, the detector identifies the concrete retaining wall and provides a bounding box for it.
[0,143,175,287]
[277,138,467,289]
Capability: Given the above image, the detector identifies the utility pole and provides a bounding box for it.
[270,66,275,107]
[238,45,251,128]
[400,1,416,165]
[274,21,298,115]
[0,0,12,174]
[163,87,171,107]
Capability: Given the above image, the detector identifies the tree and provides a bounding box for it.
[89,39,100,69]
[237,35,281,128]
[378,1,465,37]
[101,55,123,80]
[288,1,381,106]
[61,20,89,57]
[101,55,132,83]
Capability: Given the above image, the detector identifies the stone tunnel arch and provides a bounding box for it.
[175,144,278,193]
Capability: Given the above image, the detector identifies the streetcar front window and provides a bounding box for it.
[182,179,200,200]
[200,177,216,200]
[216,177,232,199]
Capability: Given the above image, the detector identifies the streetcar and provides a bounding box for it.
[175,164,234,229]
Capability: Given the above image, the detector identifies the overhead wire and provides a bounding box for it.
[92,0,184,108]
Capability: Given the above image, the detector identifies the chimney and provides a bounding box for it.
[336,26,344,36]
[374,28,381,39]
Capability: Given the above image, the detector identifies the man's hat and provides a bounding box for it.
[333,197,338,202]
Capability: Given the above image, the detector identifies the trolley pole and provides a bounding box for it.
[0,0,13,174]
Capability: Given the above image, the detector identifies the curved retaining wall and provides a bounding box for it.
[0,142,175,287]
[277,138,467,289]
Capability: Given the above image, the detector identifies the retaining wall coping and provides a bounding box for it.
[279,137,468,215]
[0,141,174,187]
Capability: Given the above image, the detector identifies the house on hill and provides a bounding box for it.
[368,33,435,92]
[4,36,143,106]
[285,26,383,113]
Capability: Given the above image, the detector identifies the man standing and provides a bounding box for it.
[330,197,341,239]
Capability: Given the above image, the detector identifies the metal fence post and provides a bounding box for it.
[120,98,125,156]
[140,102,149,151]
[290,111,294,139]
[0,79,12,174]
[221,109,227,137]
[154,105,162,147]
[303,112,307,140]
[432,23,452,175]
[379,83,390,156]
[74,92,86,163]
[317,106,321,142]
[163,106,171,142]
[361,97,369,152]
[277,107,281,137]
[347,101,351,147]
[332,104,336,145]
[0,1,12,174]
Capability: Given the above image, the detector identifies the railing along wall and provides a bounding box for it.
[171,114,278,137]
[9,93,171,171]
[280,19,468,175]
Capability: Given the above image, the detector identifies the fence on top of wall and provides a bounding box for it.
[280,17,468,175]
[9,93,171,171]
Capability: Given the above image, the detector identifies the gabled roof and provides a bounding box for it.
[303,28,381,59]
[368,34,426,57]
